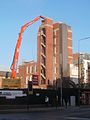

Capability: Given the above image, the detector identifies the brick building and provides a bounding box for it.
[37,17,73,88]
[37,18,53,88]
[18,61,37,88]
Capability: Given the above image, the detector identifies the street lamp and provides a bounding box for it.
[78,37,90,106]
[78,37,90,55]
[60,53,63,107]
[60,65,63,106]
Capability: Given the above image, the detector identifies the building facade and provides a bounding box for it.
[37,17,73,88]
[69,64,78,84]
[81,59,90,84]
[18,61,37,88]
[37,18,54,88]
[73,53,90,84]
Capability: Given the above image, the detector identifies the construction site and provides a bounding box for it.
[0,16,86,107]
[0,16,45,89]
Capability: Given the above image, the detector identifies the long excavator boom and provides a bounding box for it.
[11,16,45,78]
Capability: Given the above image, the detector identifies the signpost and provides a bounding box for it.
[32,74,38,85]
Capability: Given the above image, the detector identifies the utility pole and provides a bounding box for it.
[60,65,63,106]
[60,53,63,107]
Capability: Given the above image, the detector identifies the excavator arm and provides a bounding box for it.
[11,16,44,78]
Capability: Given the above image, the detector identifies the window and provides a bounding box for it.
[41,56,46,66]
[42,36,46,45]
[54,67,57,74]
[30,75,32,81]
[54,47,56,54]
[41,66,46,77]
[32,66,34,73]
[42,28,46,35]
[41,46,46,55]
[26,66,29,74]
[54,57,56,64]
[54,38,56,45]
[34,65,37,73]
[30,66,32,73]
[26,76,29,84]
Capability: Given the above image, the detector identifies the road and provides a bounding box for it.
[0,107,90,120]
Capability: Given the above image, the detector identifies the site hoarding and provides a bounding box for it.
[0,90,27,99]
[2,78,21,89]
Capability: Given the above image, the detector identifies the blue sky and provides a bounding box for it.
[0,0,90,70]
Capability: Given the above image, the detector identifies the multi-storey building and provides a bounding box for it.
[37,17,73,88]
[37,18,54,88]
[18,61,37,88]
[80,59,90,84]
[73,53,90,84]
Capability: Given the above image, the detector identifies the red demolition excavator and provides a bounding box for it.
[3,16,45,89]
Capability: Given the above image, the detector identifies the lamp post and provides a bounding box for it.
[78,37,90,55]
[78,37,90,106]
[60,65,63,106]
